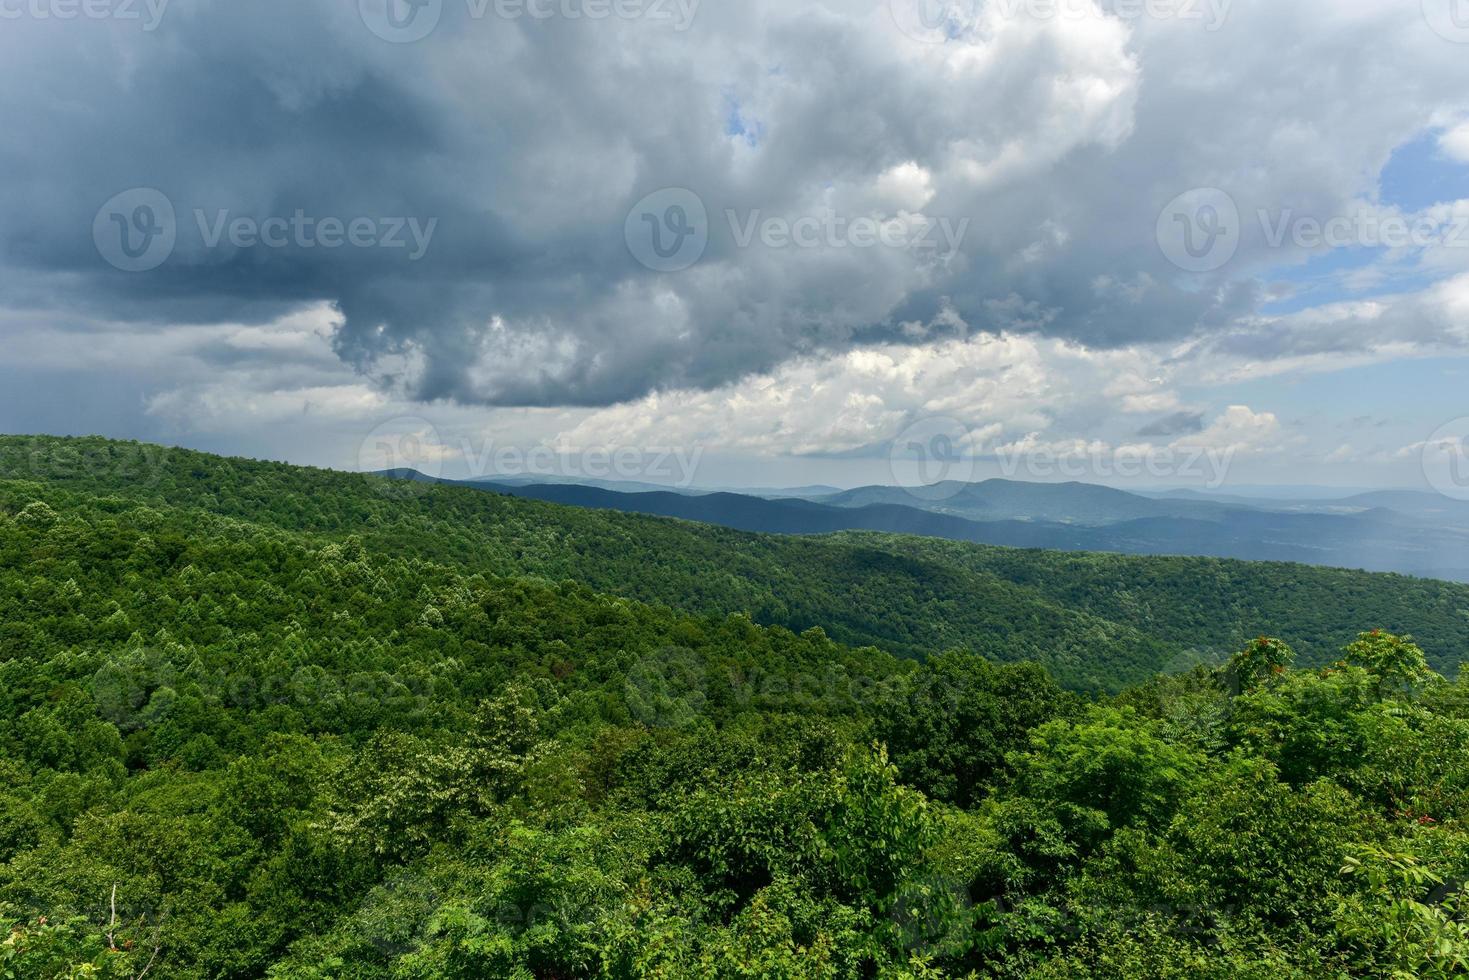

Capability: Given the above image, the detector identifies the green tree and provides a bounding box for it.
[1227,636,1295,694]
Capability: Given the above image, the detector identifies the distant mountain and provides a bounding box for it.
[727,484,846,498]
[462,477,1469,583]
[813,479,1247,525]
[1145,484,1384,500]
[480,474,711,496]
[468,482,1000,539]
[1138,488,1312,509]
[375,469,709,496]
[1142,486,1469,522]
[1334,490,1469,524]
[378,468,1469,582]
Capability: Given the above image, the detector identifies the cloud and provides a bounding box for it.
[2,0,1466,413]
[1137,411,1206,437]
[546,323,1181,457]
[1176,405,1282,456]
[1441,121,1469,164]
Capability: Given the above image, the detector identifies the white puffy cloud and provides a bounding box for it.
[547,325,1172,458]
[1441,122,1469,164]
[1176,405,1282,456]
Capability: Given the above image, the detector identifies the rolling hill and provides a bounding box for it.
[5,433,1469,690]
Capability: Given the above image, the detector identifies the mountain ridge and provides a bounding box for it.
[8,434,1469,690]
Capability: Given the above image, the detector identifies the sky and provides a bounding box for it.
[2,0,1469,493]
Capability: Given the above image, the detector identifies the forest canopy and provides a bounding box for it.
[2,435,1469,978]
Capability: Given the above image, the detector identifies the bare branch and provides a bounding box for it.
[107,882,118,951]
[134,939,162,980]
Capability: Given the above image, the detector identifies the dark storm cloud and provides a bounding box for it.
[1,0,1467,409]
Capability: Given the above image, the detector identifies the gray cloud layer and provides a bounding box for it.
[1,0,1467,408]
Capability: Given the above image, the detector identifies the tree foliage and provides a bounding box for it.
[2,436,1469,977]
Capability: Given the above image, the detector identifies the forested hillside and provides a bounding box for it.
[4,436,1469,977]
[854,534,1469,676]
[3,436,1467,691]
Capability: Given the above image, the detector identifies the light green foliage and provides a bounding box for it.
[1005,708,1205,854]
[1228,636,1296,693]
[1337,843,1469,978]
[1344,630,1435,689]
[2,436,1469,977]
[3,914,158,979]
